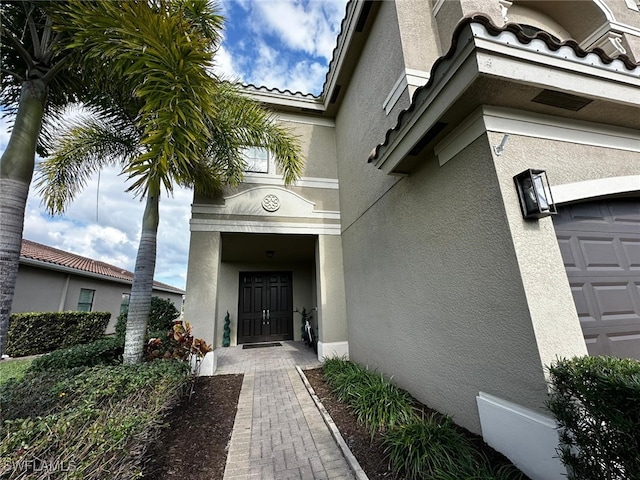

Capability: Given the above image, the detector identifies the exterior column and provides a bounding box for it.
[184,230,222,375]
[315,234,349,359]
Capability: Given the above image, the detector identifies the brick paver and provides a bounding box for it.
[219,342,356,480]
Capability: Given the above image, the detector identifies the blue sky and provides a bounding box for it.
[2,0,346,290]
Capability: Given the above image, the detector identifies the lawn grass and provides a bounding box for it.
[0,357,34,385]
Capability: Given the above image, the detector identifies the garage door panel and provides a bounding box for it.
[557,236,580,271]
[592,282,639,321]
[621,239,640,269]
[579,237,624,271]
[554,199,640,360]
[569,283,596,322]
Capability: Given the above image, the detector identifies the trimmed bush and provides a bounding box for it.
[115,296,180,338]
[0,361,190,479]
[5,311,110,357]
[547,355,640,480]
[29,336,124,372]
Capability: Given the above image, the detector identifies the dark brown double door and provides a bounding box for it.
[238,272,293,344]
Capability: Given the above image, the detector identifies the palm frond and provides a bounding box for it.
[35,115,141,214]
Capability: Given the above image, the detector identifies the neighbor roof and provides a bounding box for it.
[20,239,184,294]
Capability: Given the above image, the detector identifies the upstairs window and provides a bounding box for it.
[243,147,270,174]
[77,288,95,312]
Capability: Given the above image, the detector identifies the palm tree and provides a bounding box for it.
[36,2,302,364]
[0,0,91,356]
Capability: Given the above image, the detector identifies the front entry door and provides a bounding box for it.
[238,272,293,344]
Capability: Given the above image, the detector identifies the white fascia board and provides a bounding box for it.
[276,111,336,127]
[552,175,640,204]
[322,0,367,110]
[191,204,341,220]
[189,218,341,235]
[436,106,640,166]
[242,89,324,112]
[472,28,640,94]
[482,106,640,153]
[242,174,340,190]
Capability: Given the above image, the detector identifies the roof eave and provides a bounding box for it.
[371,18,640,174]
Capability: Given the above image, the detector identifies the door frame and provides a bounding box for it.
[237,271,294,344]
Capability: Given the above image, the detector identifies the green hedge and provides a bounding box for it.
[115,296,180,338]
[5,311,111,357]
[547,356,640,480]
[29,336,124,372]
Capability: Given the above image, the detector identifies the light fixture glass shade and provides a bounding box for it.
[514,169,557,219]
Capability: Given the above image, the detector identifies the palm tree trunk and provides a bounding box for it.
[0,80,47,357]
[123,192,160,364]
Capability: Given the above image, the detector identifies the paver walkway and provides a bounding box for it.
[218,341,356,480]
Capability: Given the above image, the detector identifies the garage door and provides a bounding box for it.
[553,199,640,360]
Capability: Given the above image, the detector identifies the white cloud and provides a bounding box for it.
[250,0,345,60]
[24,164,192,289]
[217,0,346,94]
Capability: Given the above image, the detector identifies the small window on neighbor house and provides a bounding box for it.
[243,147,269,174]
[120,293,130,314]
[77,288,95,312]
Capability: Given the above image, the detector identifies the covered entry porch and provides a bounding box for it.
[184,230,348,375]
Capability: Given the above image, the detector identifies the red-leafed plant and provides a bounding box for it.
[145,321,212,362]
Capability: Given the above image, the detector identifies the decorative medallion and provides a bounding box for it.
[262,194,280,212]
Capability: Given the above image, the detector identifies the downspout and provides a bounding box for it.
[58,274,70,311]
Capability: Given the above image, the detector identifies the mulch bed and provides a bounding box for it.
[143,368,526,480]
[303,368,393,478]
[143,374,243,480]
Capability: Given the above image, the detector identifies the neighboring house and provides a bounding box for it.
[14,239,185,333]
[184,1,640,478]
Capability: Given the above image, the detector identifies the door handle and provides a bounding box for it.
[267,309,270,320]
[262,310,266,320]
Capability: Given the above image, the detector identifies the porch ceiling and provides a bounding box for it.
[221,233,316,263]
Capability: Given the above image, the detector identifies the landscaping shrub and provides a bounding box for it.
[321,358,526,479]
[115,296,180,338]
[351,372,417,437]
[29,335,124,372]
[547,355,640,480]
[383,415,474,479]
[145,321,211,362]
[0,360,190,479]
[5,311,110,357]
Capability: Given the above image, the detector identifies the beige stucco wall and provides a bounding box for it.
[334,1,412,231]
[184,231,221,347]
[12,264,182,334]
[315,235,348,344]
[341,134,572,433]
[281,119,338,179]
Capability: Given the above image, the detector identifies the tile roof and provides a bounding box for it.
[368,14,639,163]
[20,239,184,294]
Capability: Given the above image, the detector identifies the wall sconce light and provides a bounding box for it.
[513,169,557,219]
[265,250,275,258]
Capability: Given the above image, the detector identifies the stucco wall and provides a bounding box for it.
[280,119,338,179]
[335,0,411,231]
[342,134,567,434]
[12,264,182,334]
[315,235,348,344]
[184,231,221,347]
